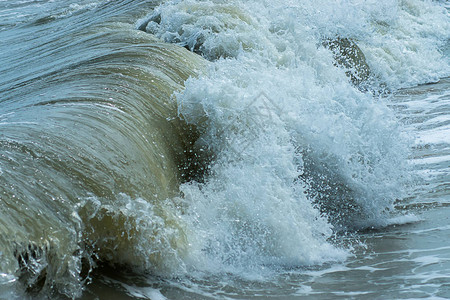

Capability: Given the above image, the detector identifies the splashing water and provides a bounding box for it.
[0,0,448,298]
[135,0,449,273]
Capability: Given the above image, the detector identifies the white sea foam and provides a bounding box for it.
[1,0,448,297]
[383,214,421,227]
[134,0,450,273]
[141,0,450,88]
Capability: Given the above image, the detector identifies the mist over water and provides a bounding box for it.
[0,0,448,299]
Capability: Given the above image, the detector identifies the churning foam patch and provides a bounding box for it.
[140,0,450,88]
[132,0,450,271]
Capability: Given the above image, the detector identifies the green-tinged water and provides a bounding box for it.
[80,79,450,300]
[0,1,208,297]
[0,0,449,299]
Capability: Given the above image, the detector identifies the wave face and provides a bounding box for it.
[0,0,449,298]
[0,7,206,297]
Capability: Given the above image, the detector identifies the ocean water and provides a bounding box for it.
[0,0,448,299]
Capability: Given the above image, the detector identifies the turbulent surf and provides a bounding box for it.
[0,0,448,299]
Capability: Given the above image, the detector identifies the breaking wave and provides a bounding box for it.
[0,0,448,298]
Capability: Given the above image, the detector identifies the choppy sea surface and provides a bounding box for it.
[0,0,448,299]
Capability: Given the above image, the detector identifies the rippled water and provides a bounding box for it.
[0,0,449,299]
